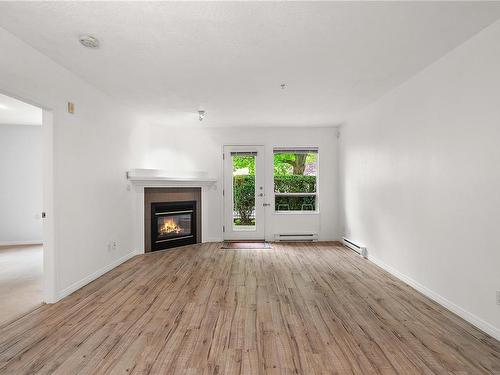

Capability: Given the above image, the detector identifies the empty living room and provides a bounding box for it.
[0,1,499,374]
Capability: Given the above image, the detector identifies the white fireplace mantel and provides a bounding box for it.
[127,169,217,186]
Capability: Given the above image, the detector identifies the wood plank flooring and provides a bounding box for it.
[0,242,499,374]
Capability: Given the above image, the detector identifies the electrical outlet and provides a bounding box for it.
[497,291,500,306]
[112,241,117,251]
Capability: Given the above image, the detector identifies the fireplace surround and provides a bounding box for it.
[144,187,202,252]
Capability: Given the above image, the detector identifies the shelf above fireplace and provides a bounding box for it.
[127,169,216,186]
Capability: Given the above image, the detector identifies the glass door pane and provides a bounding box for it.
[232,153,256,230]
[157,214,192,239]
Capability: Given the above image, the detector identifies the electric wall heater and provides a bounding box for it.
[274,233,319,242]
[342,237,368,258]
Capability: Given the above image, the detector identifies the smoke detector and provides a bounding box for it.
[79,35,100,49]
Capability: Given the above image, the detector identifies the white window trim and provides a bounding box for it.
[273,146,319,214]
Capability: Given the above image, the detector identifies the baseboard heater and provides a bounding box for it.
[342,237,368,258]
[274,233,318,242]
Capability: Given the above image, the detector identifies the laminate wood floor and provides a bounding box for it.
[0,242,499,374]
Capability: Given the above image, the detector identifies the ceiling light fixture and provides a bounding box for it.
[79,35,100,49]
[198,110,206,121]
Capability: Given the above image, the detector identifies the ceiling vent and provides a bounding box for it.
[79,35,100,49]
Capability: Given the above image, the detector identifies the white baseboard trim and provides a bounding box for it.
[56,251,138,302]
[368,254,500,341]
[0,240,43,247]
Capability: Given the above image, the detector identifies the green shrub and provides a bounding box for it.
[233,175,255,225]
[232,175,317,219]
[274,175,316,193]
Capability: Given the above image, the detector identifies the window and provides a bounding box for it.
[273,148,318,212]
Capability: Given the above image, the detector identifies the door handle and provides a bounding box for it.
[263,203,271,207]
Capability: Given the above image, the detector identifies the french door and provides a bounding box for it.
[223,145,265,240]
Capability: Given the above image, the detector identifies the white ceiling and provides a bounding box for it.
[0,92,42,126]
[0,2,499,127]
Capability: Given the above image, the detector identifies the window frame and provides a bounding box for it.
[272,147,320,214]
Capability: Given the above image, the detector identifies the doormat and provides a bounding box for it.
[221,241,272,249]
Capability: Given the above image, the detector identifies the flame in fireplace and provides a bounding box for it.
[159,218,183,235]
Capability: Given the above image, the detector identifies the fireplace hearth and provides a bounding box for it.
[151,201,197,251]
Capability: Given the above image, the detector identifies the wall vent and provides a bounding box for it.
[342,237,368,258]
[274,233,318,242]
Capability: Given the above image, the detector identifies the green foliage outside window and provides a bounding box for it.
[274,152,317,175]
[274,152,317,211]
[274,175,316,193]
[233,153,317,176]
[233,175,255,225]
[233,175,317,216]
[232,155,255,174]
[232,152,318,221]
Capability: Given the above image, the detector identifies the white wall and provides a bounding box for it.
[0,26,147,300]
[139,126,340,242]
[0,124,42,245]
[339,20,500,339]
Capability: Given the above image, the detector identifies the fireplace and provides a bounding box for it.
[151,201,197,251]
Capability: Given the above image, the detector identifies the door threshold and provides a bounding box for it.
[221,241,271,249]
[224,240,265,242]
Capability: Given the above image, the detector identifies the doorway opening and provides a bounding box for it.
[0,92,53,324]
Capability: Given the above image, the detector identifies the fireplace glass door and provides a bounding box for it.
[157,212,192,240]
[151,201,197,251]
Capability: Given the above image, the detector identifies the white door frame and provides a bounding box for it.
[42,109,56,303]
[223,145,265,241]
[0,89,56,303]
